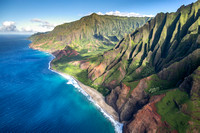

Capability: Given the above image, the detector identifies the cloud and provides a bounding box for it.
[0,19,56,33]
[31,18,55,29]
[0,21,18,32]
[21,26,34,32]
[19,18,56,33]
[96,11,154,17]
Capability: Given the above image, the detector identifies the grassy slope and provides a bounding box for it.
[29,14,151,96]
[156,89,190,133]
[51,49,111,96]
[156,66,200,132]
[30,1,200,131]
[30,13,151,53]
[51,1,200,98]
[51,1,200,131]
[80,1,200,99]
[32,14,151,95]
[51,60,110,96]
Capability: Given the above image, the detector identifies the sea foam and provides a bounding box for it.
[48,57,123,133]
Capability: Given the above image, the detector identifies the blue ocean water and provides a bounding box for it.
[0,35,115,133]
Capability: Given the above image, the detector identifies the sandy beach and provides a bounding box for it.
[71,76,119,121]
[30,46,123,132]
[48,61,123,133]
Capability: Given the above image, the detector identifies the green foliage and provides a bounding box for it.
[105,69,121,83]
[97,86,110,96]
[51,62,110,96]
[93,76,104,85]
[156,89,190,133]
[125,65,155,82]
[30,14,151,52]
[124,81,140,98]
[146,74,175,94]
[76,70,93,87]
[148,87,160,94]
[89,55,103,65]
[76,71,110,96]
[135,65,155,79]
[104,64,121,84]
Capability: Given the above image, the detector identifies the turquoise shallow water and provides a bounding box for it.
[0,35,115,132]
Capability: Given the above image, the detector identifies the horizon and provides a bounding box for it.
[0,0,200,133]
[0,0,197,34]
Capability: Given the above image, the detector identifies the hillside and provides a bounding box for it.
[30,0,200,132]
[29,13,151,53]
[49,1,200,132]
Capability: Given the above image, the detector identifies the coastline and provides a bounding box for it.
[29,44,123,133]
[47,56,123,133]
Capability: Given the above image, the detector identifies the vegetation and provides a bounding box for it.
[30,1,200,132]
[51,62,110,96]
[124,81,140,98]
[156,66,200,132]
[30,13,151,53]
[145,74,175,95]
[156,89,190,133]
[29,14,152,96]
[73,0,200,97]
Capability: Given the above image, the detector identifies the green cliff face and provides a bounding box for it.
[30,1,200,133]
[87,2,200,89]
[80,1,199,132]
[29,13,151,53]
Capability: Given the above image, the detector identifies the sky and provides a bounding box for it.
[0,0,197,34]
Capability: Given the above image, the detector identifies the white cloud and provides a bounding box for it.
[31,18,55,29]
[0,18,68,34]
[96,11,154,17]
[21,26,34,32]
[96,12,104,15]
[18,18,56,33]
[0,19,56,33]
[31,18,44,23]
[0,21,18,32]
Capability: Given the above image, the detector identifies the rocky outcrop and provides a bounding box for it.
[54,46,79,60]
[183,67,200,133]
[106,77,150,122]
[68,1,200,132]
[88,3,200,87]
[179,66,200,133]
[83,1,200,132]
[88,63,107,81]
[157,49,200,84]
[179,66,200,96]
[124,94,169,133]
[119,78,149,122]
[30,0,200,132]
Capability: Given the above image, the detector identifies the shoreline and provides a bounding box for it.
[47,56,123,133]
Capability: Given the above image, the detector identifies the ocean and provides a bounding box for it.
[0,35,115,133]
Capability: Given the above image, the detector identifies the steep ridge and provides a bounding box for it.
[29,1,200,132]
[29,13,151,53]
[86,3,200,87]
[65,1,200,132]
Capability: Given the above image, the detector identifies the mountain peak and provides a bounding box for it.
[88,13,100,18]
[90,13,98,16]
[29,15,151,53]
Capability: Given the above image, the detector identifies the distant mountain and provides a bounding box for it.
[73,1,199,132]
[29,13,151,53]
[30,0,200,132]
[50,1,200,132]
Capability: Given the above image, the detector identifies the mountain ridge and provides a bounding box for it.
[30,1,200,132]
[29,14,151,53]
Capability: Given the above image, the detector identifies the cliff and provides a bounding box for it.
[30,1,200,132]
[58,1,200,132]
[29,13,151,53]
